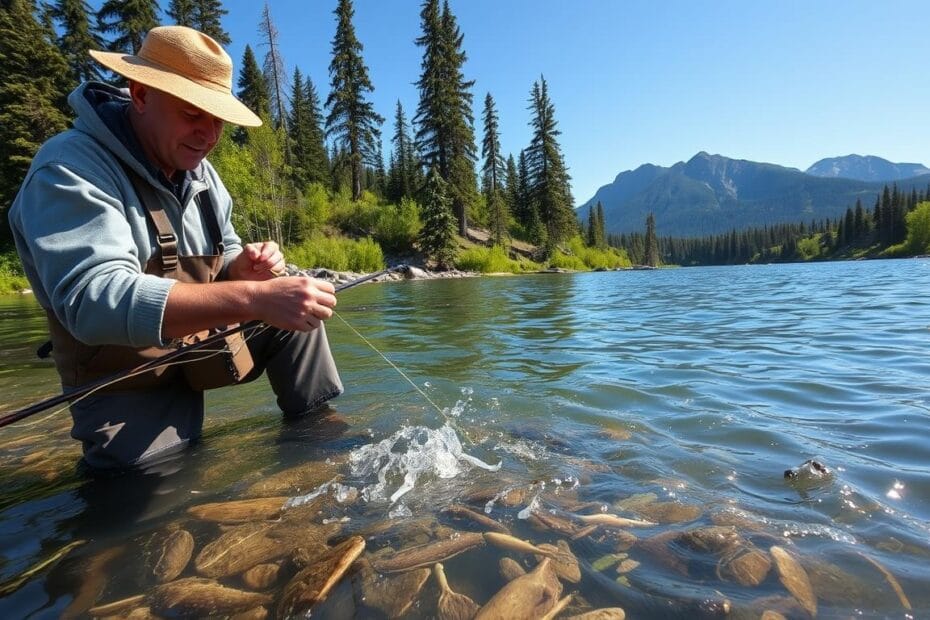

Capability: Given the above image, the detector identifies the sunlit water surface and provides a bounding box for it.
[1,259,929,618]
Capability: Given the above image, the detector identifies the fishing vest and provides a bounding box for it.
[45,164,225,391]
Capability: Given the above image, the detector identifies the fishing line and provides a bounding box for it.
[333,310,479,446]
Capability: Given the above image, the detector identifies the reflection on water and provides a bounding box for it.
[1,259,930,617]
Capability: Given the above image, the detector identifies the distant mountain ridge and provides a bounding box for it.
[579,152,930,237]
[806,155,930,182]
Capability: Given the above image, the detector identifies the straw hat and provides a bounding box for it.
[89,26,262,127]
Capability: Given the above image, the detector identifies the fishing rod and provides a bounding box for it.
[0,265,403,429]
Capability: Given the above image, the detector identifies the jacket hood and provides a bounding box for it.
[68,82,150,181]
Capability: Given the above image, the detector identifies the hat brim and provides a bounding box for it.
[90,50,262,127]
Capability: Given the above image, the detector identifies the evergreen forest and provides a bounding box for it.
[1,0,929,293]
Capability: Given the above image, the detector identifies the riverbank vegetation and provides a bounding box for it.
[1,0,614,292]
[1,0,925,296]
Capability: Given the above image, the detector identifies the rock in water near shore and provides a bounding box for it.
[149,577,272,617]
[277,536,365,618]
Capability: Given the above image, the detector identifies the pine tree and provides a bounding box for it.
[166,0,194,25]
[47,0,103,85]
[504,153,519,228]
[480,92,504,195]
[192,0,229,45]
[324,0,383,201]
[167,0,229,45]
[595,201,606,248]
[0,0,71,245]
[644,213,659,266]
[853,198,866,237]
[586,205,596,247]
[525,76,573,254]
[387,100,415,202]
[372,141,386,196]
[259,2,288,131]
[287,66,312,189]
[302,74,329,186]
[481,92,507,246]
[236,45,270,120]
[414,0,477,235]
[97,0,159,54]
[418,167,457,268]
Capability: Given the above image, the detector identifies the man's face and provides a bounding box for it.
[129,82,224,178]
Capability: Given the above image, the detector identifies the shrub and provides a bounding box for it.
[795,236,822,260]
[0,252,29,294]
[286,236,384,273]
[548,251,587,271]
[373,198,422,253]
[904,201,930,255]
[455,245,537,273]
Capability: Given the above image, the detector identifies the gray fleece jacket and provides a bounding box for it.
[9,82,243,348]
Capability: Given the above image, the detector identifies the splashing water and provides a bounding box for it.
[348,423,500,505]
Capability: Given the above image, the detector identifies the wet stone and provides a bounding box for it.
[499,557,527,581]
[716,545,772,587]
[277,536,365,619]
[631,501,703,524]
[475,557,562,620]
[148,577,272,617]
[241,563,281,590]
[242,460,343,498]
[435,564,480,620]
[152,529,194,583]
[565,608,627,620]
[535,540,581,583]
[675,526,743,554]
[371,531,485,573]
[358,561,430,618]
[187,497,287,524]
[769,545,817,617]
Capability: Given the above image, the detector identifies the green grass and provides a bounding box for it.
[285,235,385,273]
[455,244,540,273]
[0,251,29,294]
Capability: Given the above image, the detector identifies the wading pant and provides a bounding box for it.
[69,324,343,470]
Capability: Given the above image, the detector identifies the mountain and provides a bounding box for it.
[806,155,930,182]
[579,152,930,237]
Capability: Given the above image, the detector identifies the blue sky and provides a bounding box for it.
[169,1,930,202]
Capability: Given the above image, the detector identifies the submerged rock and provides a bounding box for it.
[499,557,527,582]
[769,545,816,617]
[372,532,485,573]
[241,563,281,590]
[534,540,580,583]
[716,545,772,587]
[149,577,272,617]
[152,529,194,583]
[277,536,365,618]
[434,562,479,620]
[187,497,287,524]
[242,460,343,498]
[358,561,430,618]
[475,557,562,620]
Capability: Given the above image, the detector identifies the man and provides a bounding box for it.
[8,26,343,469]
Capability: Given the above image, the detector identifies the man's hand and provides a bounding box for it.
[255,276,337,331]
[228,241,285,281]
[162,275,336,339]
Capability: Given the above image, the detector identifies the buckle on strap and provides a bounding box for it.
[156,232,178,271]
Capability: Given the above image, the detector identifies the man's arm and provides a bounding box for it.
[161,241,336,338]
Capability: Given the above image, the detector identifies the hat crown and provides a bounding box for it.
[139,26,232,93]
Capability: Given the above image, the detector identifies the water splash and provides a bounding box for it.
[348,423,500,505]
[284,478,339,509]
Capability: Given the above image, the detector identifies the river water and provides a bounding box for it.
[1,259,928,618]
